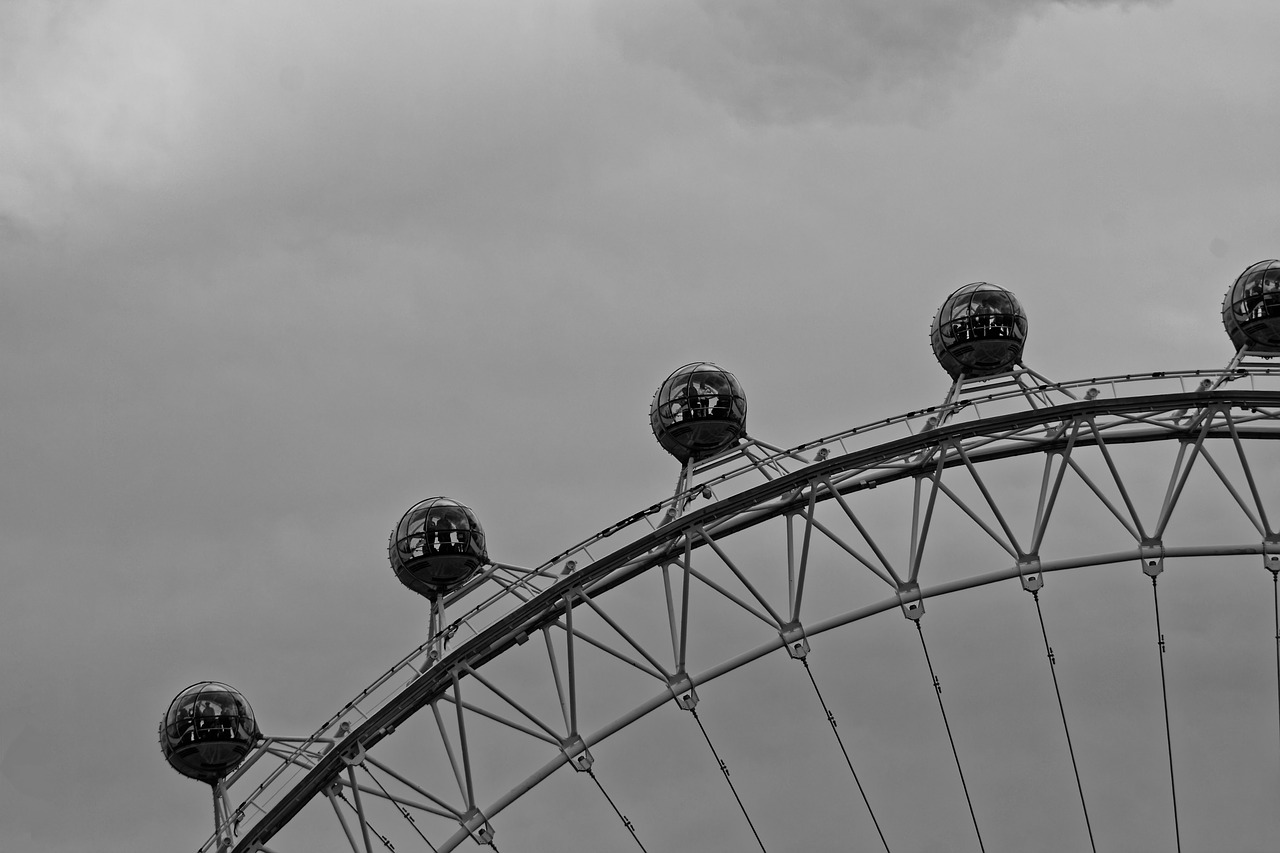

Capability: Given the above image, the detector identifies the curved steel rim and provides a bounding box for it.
[231,388,1280,851]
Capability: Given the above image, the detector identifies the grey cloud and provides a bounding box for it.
[2,1,647,260]
[601,0,1162,125]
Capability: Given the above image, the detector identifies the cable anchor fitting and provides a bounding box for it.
[1140,540,1164,578]
[339,740,366,767]
[560,734,594,772]
[462,808,495,846]
[897,582,925,621]
[1263,537,1280,575]
[1017,555,1044,593]
[779,621,810,659]
[667,672,699,710]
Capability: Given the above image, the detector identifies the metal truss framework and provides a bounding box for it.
[214,380,1280,853]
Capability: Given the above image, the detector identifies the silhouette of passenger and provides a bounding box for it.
[703,375,732,417]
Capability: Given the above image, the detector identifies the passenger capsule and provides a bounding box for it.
[1222,260,1280,353]
[650,363,747,463]
[159,682,260,784]
[389,497,488,600]
[930,282,1028,380]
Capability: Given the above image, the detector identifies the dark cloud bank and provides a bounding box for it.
[603,0,1161,123]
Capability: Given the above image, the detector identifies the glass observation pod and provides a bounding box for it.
[930,282,1029,380]
[1222,259,1280,353]
[159,682,260,784]
[388,497,488,600]
[649,362,748,464]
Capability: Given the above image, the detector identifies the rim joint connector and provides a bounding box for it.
[897,582,925,621]
[1140,540,1164,578]
[1263,537,1280,575]
[779,621,810,659]
[667,672,699,710]
[462,807,495,846]
[560,734,594,771]
[1017,555,1043,593]
[339,740,366,767]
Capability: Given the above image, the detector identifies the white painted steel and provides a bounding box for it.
[209,367,1280,853]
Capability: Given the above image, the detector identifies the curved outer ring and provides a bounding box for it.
[232,387,1280,852]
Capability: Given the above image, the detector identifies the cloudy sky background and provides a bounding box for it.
[4,0,1280,850]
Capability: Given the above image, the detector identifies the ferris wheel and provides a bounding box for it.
[163,263,1280,853]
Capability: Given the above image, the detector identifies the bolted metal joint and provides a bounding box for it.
[1264,538,1280,574]
[561,734,594,772]
[339,741,366,767]
[779,621,810,659]
[1139,540,1164,577]
[897,582,925,621]
[462,808,495,846]
[1017,556,1044,593]
[667,672,699,710]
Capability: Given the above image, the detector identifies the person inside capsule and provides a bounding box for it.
[1241,273,1265,320]
[166,688,251,744]
[440,506,473,552]
[698,372,733,417]
[971,290,1008,337]
[1232,265,1280,322]
[401,509,428,558]
[1261,269,1280,317]
[948,296,974,342]
[661,372,697,423]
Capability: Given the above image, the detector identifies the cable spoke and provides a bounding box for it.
[1272,569,1280,756]
[362,765,440,852]
[914,621,985,853]
[1150,577,1182,853]
[333,786,402,853]
[799,657,891,852]
[1030,592,1096,853]
[689,708,769,852]
[586,768,649,852]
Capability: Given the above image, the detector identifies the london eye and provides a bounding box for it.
[165,265,1280,852]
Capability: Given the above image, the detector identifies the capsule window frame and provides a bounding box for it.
[935,284,1027,347]
[391,499,488,571]
[1229,263,1280,321]
[163,682,258,746]
[654,364,747,425]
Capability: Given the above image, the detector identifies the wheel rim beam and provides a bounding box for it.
[226,389,1280,852]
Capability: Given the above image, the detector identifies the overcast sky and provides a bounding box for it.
[4,1,1280,851]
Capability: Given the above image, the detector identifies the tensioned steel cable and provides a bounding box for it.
[798,657,891,852]
[1272,570,1280,753]
[689,707,769,852]
[362,765,440,853]
[341,779,503,853]
[585,768,649,852]
[1030,591,1097,853]
[914,620,985,853]
[1150,577,1182,853]
[335,788,399,852]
